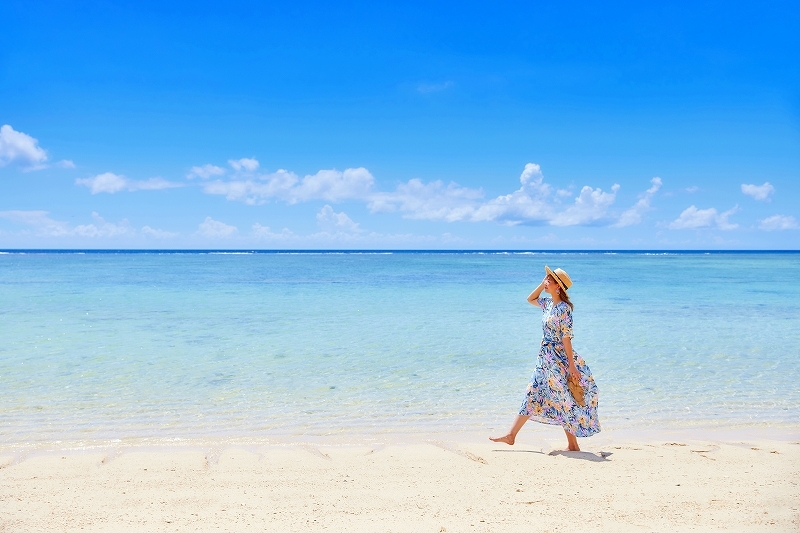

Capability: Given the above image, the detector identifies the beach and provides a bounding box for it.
[1,251,799,530]
[4,0,800,527]
[2,436,798,532]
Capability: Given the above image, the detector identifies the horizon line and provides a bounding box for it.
[2,248,799,254]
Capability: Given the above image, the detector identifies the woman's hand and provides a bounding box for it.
[527,278,548,305]
[568,364,580,382]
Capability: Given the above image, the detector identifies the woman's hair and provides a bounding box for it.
[560,288,574,311]
[549,275,574,311]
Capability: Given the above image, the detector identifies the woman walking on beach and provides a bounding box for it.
[491,266,599,451]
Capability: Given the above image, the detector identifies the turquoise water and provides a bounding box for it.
[1,251,798,446]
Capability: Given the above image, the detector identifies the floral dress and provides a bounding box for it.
[519,297,600,437]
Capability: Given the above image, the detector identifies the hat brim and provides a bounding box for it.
[545,265,568,293]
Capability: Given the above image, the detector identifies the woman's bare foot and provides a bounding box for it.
[564,430,580,451]
[489,434,516,445]
[490,416,527,446]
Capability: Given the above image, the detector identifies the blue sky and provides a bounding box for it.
[1,1,798,249]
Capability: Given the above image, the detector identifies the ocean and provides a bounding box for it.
[1,250,798,448]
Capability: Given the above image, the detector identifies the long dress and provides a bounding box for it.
[518,297,600,437]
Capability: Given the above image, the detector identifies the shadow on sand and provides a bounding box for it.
[491,449,612,462]
[547,450,612,462]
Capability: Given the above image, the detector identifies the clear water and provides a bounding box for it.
[1,251,798,446]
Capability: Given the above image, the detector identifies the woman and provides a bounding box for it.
[490,266,600,451]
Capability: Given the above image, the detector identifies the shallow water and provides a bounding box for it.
[1,251,798,446]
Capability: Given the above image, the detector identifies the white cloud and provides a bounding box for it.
[141,226,178,239]
[685,186,699,193]
[316,205,362,233]
[229,158,260,172]
[0,210,134,238]
[203,167,376,205]
[187,164,225,179]
[0,125,48,169]
[614,177,662,228]
[668,206,717,229]
[716,206,739,230]
[0,210,69,236]
[0,211,180,241]
[197,217,238,238]
[57,159,76,169]
[518,162,545,190]
[668,205,739,230]
[293,168,375,203]
[77,172,127,193]
[198,161,622,228]
[471,164,555,224]
[550,184,620,226]
[758,214,798,231]
[367,178,486,222]
[366,163,558,225]
[741,182,774,201]
[251,223,296,240]
[76,173,183,194]
[366,163,620,227]
[73,212,132,238]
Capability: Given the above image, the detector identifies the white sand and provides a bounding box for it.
[1,437,798,532]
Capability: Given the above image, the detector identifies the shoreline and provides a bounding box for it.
[2,424,799,454]
[2,433,798,532]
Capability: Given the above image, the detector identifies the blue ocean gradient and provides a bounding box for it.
[1,251,798,446]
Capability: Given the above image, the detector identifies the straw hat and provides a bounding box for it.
[545,265,572,292]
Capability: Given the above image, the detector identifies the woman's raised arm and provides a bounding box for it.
[527,277,547,306]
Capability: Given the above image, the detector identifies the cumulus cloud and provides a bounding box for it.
[367,178,486,221]
[613,177,662,228]
[0,124,48,169]
[73,212,133,237]
[141,226,178,239]
[203,167,376,205]
[187,164,225,179]
[197,161,623,227]
[469,164,555,224]
[0,210,69,236]
[367,163,563,226]
[758,214,798,231]
[367,163,619,226]
[741,182,775,201]
[76,173,183,194]
[228,158,260,172]
[294,168,375,203]
[0,210,133,238]
[76,172,127,193]
[197,217,238,238]
[550,184,620,226]
[316,205,362,233]
[714,206,739,230]
[251,223,296,240]
[366,163,620,227]
[668,205,739,230]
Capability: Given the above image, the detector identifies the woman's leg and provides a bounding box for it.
[489,415,528,445]
[564,429,580,451]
